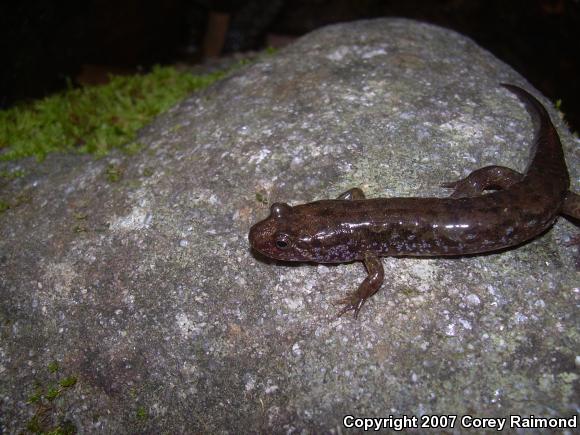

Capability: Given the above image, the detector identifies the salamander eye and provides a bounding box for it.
[275,233,290,250]
[271,202,292,218]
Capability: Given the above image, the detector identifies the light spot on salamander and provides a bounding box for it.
[445,224,470,229]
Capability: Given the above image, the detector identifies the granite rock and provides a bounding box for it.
[1,18,578,433]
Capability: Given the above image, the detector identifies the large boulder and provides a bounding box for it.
[1,18,578,432]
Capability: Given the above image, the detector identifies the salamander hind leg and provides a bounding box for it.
[337,188,366,200]
[562,191,580,270]
[441,165,523,198]
[562,191,580,221]
[335,253,384,319]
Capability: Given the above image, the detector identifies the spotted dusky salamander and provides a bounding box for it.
[249,84,580,318]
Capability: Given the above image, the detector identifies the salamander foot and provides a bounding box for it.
[333,253,384,319]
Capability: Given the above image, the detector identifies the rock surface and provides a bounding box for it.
[1,18,578,433]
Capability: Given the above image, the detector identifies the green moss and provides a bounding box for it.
[0,65,229,162]
[14,191,33,206]
[0,190,34,215]
[73,225,87,234]
[25,362,79,434]
[136,406,149,420]
[399,286,421,297]
[47,420,76,435]
[45,387,60,401]
[26,415,42,433]
[27,387,43,404]
[122,141,145,156]
[255,191,268,205]
[59,376,77,388]
[105,164,123,183]
[48,361,59,374]
[0,168,25,179]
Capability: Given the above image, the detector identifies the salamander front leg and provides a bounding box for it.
[335,253,384,319]
[337,188,366,200]
[441,165,523,198]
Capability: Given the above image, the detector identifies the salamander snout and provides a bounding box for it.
[248,217,277,256]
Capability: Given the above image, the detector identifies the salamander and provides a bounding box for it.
[248,84,580,318]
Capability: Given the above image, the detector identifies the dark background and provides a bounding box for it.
[1,0,579,130]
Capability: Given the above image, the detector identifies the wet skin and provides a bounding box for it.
[249,85,580,318]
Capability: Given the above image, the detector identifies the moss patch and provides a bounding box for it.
[26,361,79,434]
[0,66,229,162]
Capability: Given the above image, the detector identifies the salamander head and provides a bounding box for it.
[249,202,314,262]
